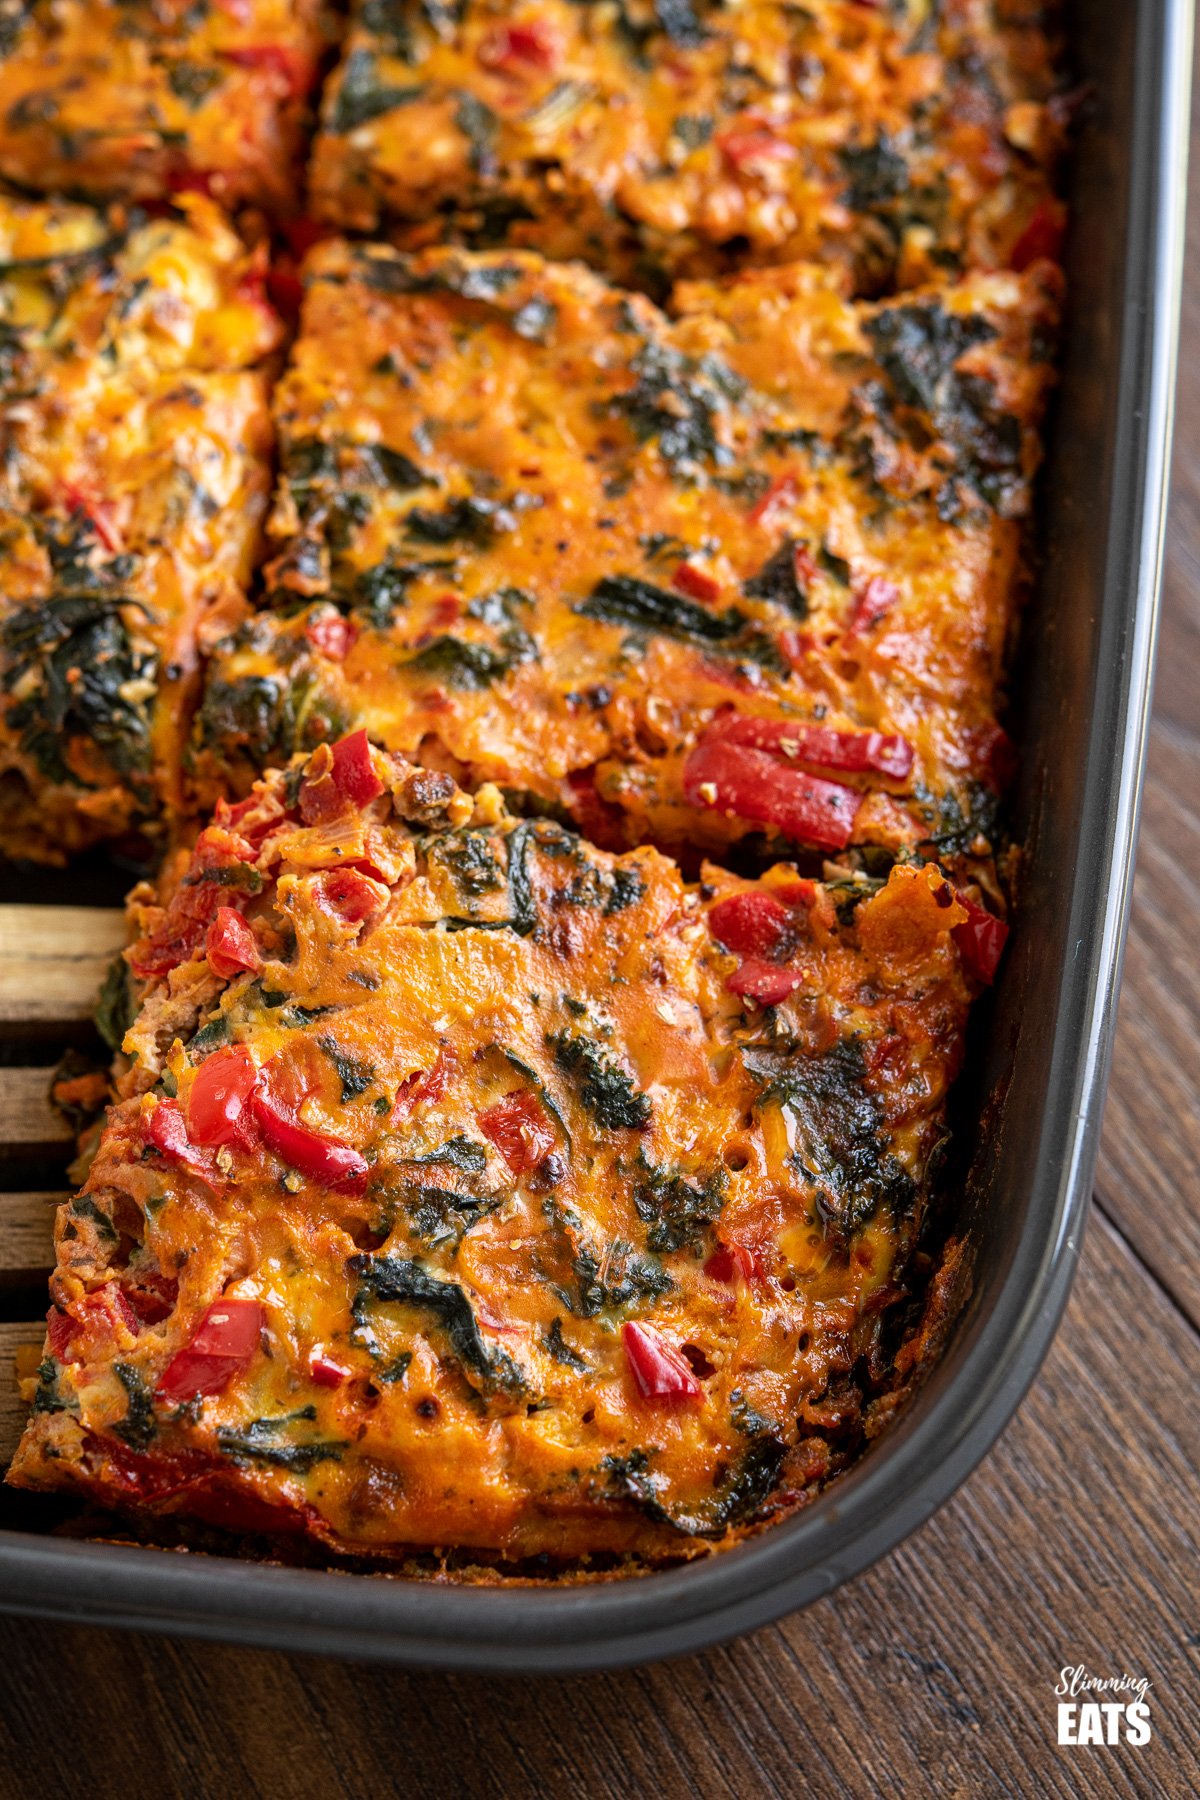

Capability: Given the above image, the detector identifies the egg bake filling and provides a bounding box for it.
[309,0,1066,297]
[193,239,1060,889]
[0,189,280,862]
[0,0,329,214]
[10,735,984,1560]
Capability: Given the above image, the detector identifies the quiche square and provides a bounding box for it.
[309,0,1067,294]
[8,739,979,1561]
[0,192,280,860]
[0,0,328,212]
[194,240,1060,883]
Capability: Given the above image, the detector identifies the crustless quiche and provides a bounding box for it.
[309,0,1066,295]
[194,241,1060,885]
[9,738,981,1560]
[2,0,1069,1569]
[0,190,280,860]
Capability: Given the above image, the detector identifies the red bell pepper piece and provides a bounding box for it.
[205,906,261,981]
[708,890,791,958]
[707,714,914,781]
[47,1287,140,1361]
[391,1048,456,1123]
[749,471,797,527]
[622,1322,702,1402]
[124,1271,179,1326]
[672,562,721,605]
[848,575,900,635]
[60,481,122,554]
[251,1072,369,1194]
[703,1243,757,1284]
[952,894,1010,984]
[1009,197,1067,272]
[157,1297,265,1407]
[479,20,558,69]
[306,613,358,661]
[478,1091,556,1176]
[683,737,860,851]
[311,867,389,928]
[726,957,803,1006]
[221,44,314,96]
[309,1351,351,1387]
[718,127,798,171]
[330,729,384,808]
[143,1100,221,1185]
[186,1045,259,1149]
[46,1306,77,1361]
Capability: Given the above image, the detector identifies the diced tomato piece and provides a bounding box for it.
[306,612,358,661]
[143,1100,221,1185]
[186,1045,258,1149]
[622,1322,703,1402]
[222,44,314,96]
[965,722,1018,793]
[749,471,797,527]
[672,562,721,605]
[684,737,860,851]
[266,261,305,316]
[157,1297,264,1407]
[309,1352,351,1387]
[708,890,791,958]
[166,165,216,198]
[704,1244,757,1283]
[479,20,558,69]
[848,575,901,635]
[718,127,798,171]
[726,957,803,1006]
[205,907,261,981]
[251,1068,369,1194]
[391,1048,456,1123]
[312,867,389,928]
[330,729,384,808]
[706,714,914,781]
[952,894,1010,984]
[1009,197,1067,272]
[478,1091,556,1176]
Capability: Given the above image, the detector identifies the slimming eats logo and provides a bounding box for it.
[1055,1665,1152,1746]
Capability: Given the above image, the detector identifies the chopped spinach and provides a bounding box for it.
[576,573,748,646]
[633,1155,725,1254]
[218,1410,345,1472]
[743,538,810,618]
[95,955,134,1053]
[840,133,911,210]
[1,595,155,788]
[348,1253,525,1395]
[610,339,744,473]
[572,1240,672,1317]
[330,51,423,132]
[402,630,530,689]
[551,1031,651,1130]
[404,495,511,544]
[113,1363,157,1451]
[543,1316,589,1371]
[402,1134,488,1175]
[318,1035,376,1103]
[748,1038,914,1238]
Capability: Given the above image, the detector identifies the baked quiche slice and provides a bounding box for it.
[309,0,1066,296]
[194,241,1060,884]
[0,191,280,860]
[0,0,328,212]
[9,736,982,1561]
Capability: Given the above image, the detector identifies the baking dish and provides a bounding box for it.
[0,0,1190,1669]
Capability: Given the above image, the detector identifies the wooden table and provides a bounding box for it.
[3,134,1199,1800]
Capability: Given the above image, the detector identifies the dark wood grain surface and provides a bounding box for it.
[3,91,1199,1800]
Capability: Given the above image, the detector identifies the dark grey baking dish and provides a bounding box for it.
[0,0,1190,1669]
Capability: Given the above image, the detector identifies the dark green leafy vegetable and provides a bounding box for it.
[576,573,758,650]
[543,1316,589,1371]
[743,539,810,618]
[348,1254,526,1396]
[633,1155,725,1253]
[218,1410,345,1472]
[402,1135,489,1175]
[551,1031,651,1130]
[330,51,424,132]
[318,1035,376,1103]
[402,628,532,689]
[747,1038,914,1239]
[601,1413,785,1538]
[840,134,911,210]
[610,339,744,473]
[96,955,134,1053]
[571,1239,672,1317]
[167,60,223,106]
[112,1364,157,1451]
[404,496,512,543]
